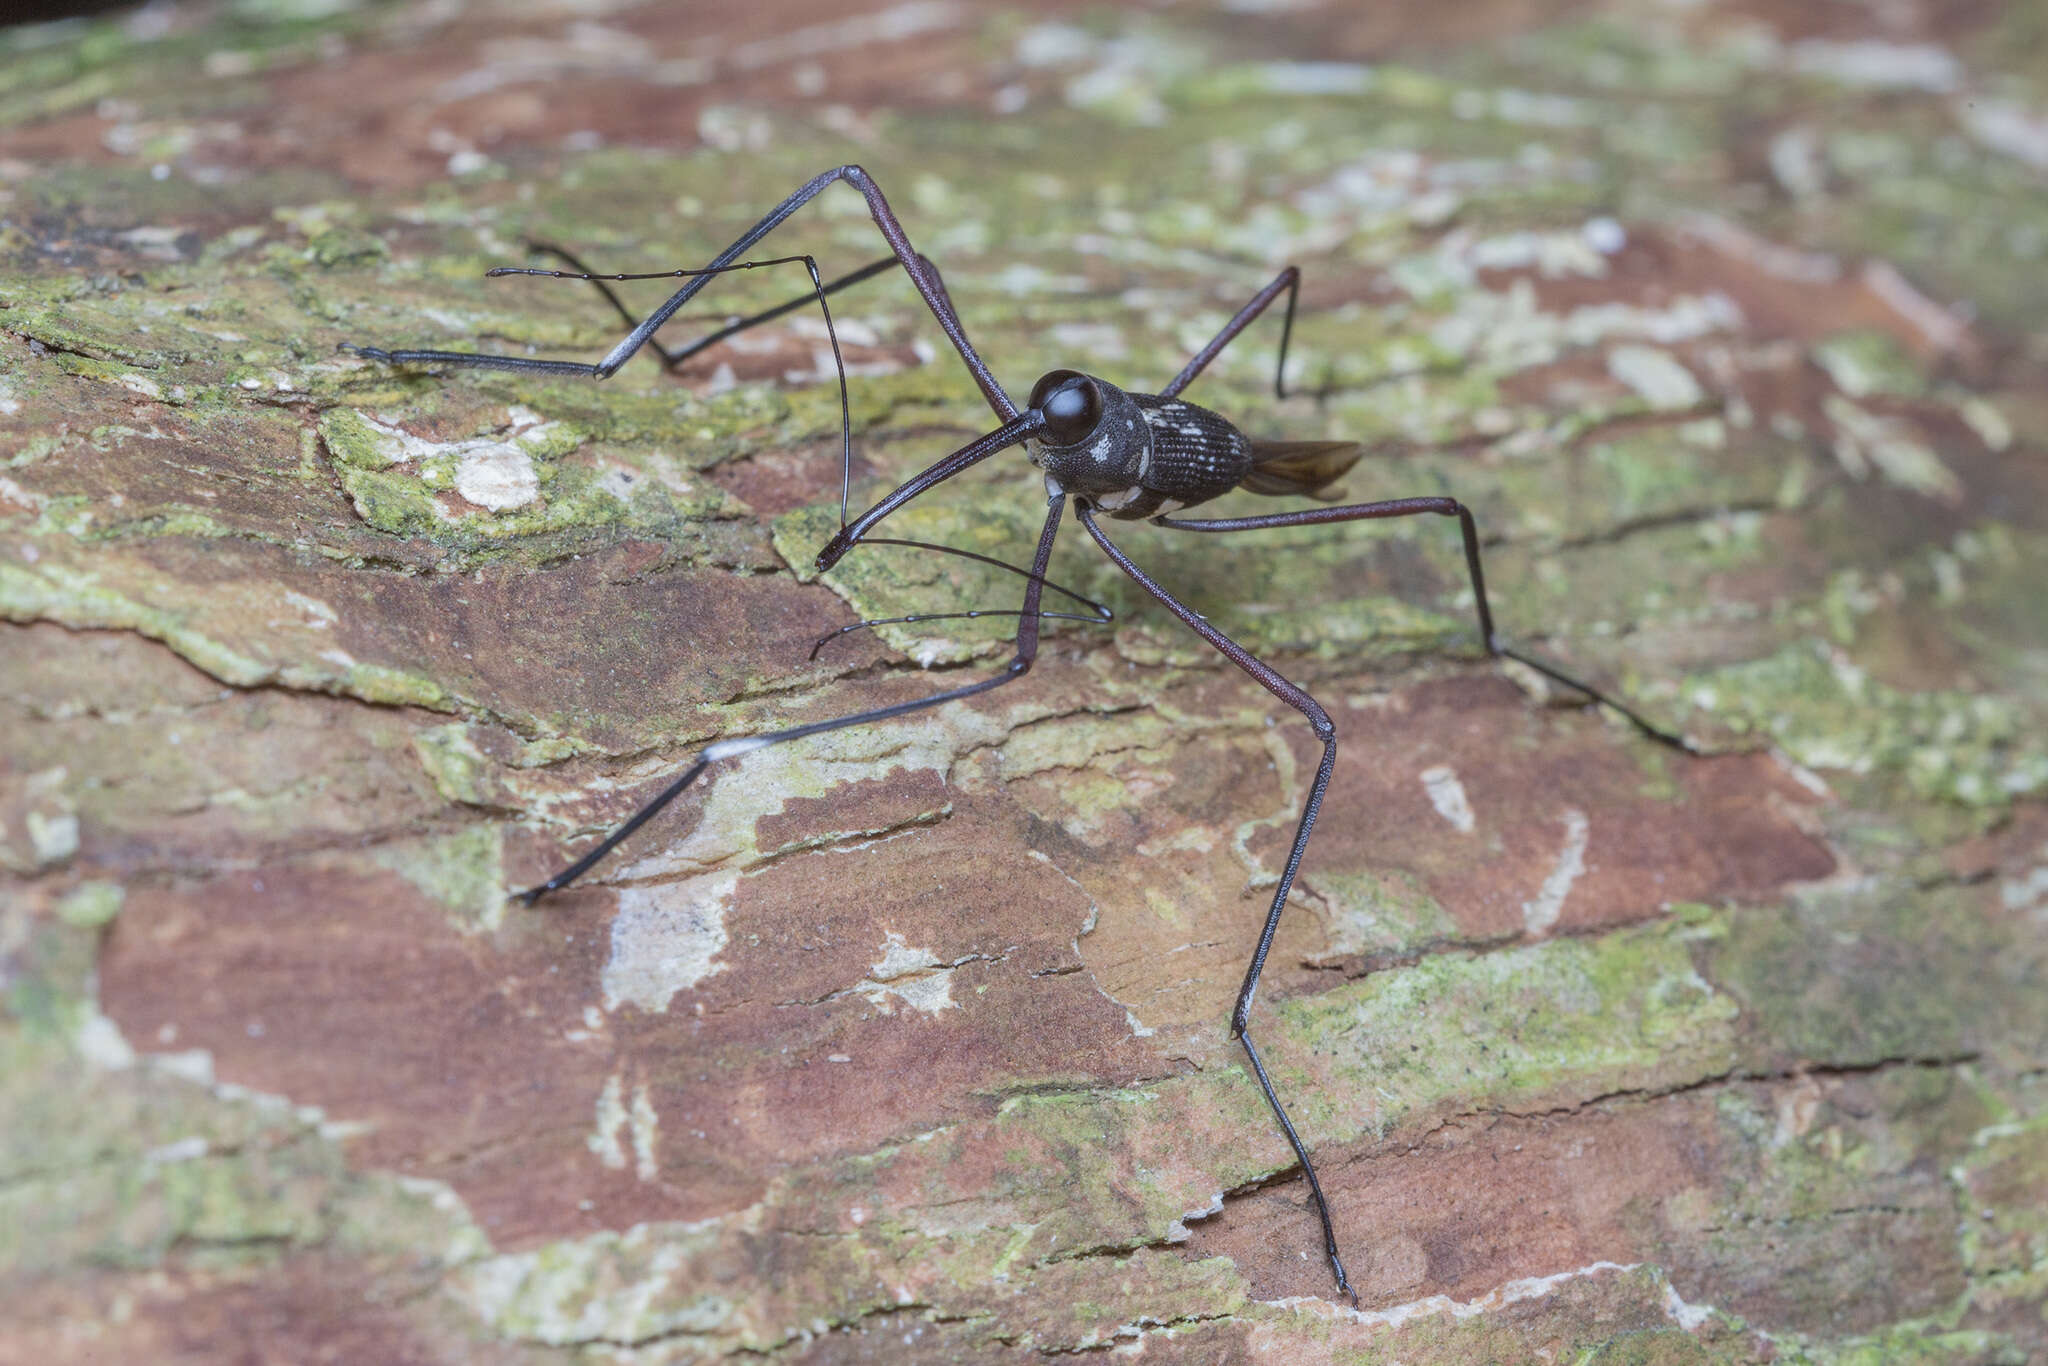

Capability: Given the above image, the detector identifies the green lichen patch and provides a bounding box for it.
[1277,918,1743,1138]
[1771,1325,2027,1366]
[1681,639,2048,810]
[1812,330,1927,401]
[1707,881,2046,1073]
[774,489,1071,664]
[369,825,507,935]
[0,915,337,1277]
[1953,1111,2048,1279]
[317,401,643,545]
[0,542,457,713]
[55,879,124,930]
[1308,866,1462,960]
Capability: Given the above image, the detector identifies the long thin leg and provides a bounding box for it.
[1154,499,1691,750]
[354,168,1038,573]
[1073,502,1354,1304]
[521,494,1069,904]
[344,253,858,512]
[345,164,1013,511]
[522,241,908,374]
[1160,267,1300,401]
[564,165,1014,419]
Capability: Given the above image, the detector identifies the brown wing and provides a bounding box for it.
[1240,438,1365,501]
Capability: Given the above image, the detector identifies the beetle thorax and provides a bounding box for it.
[1024,377,1149,496]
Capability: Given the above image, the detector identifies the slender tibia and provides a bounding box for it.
[1155,499,1692,751]
[519,242,907,373]
[1075,502,1352,1296]
[1242,1029,1356,1305]
[1160,267,1300,401]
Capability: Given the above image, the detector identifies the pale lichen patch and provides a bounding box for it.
[1606,345,1705,411]
[1316,1259,1642,1329]
[588,1073,663,1181]
[620,715,982,882]
[855,931,959,1015]
[601,873,739,1013]
[588,1072,628,1170]
[1418,764,1476,834]
[1824,395,1962,503]
[1521,808,1590,936]
[454,441,541,511]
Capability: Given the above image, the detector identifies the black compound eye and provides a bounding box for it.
[1033,374,1101,446]
[1027,368,1082,411]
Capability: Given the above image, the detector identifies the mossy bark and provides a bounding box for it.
[3,1,2046,1361]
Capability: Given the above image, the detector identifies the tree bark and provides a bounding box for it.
[3,1,2046,1361]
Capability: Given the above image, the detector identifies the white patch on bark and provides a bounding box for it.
[1787,39,1959,93]
[1661,1277,1718,1330]
[1962,99,2048,171]
[342,407,563,512]
[454,442,540,510]
[588,1074,659,1180]
[630,1082,660,1182]
[1165,1190,1223,1241]
[1418,765,1476,833]
[1298,1259,1641,1328]
[601,874,738,1012]
[1607,344,1704,410]
[857,932,956,1015]
[1521,808,1590,935]
[143,1135,210,1164]
[588,1073,628,1170]
[74,1009,137,1071]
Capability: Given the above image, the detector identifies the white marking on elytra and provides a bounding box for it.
[1521,808,1590,935]
[1419,765,1476,833]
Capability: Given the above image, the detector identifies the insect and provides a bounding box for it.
[343,164,1687,1302]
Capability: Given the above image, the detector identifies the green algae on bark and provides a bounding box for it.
[1682,640,2048,809]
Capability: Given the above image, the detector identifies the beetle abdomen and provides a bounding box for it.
[1136,395,1254,498]
[1077,387,1362,520]
[1091,395,1253,520]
